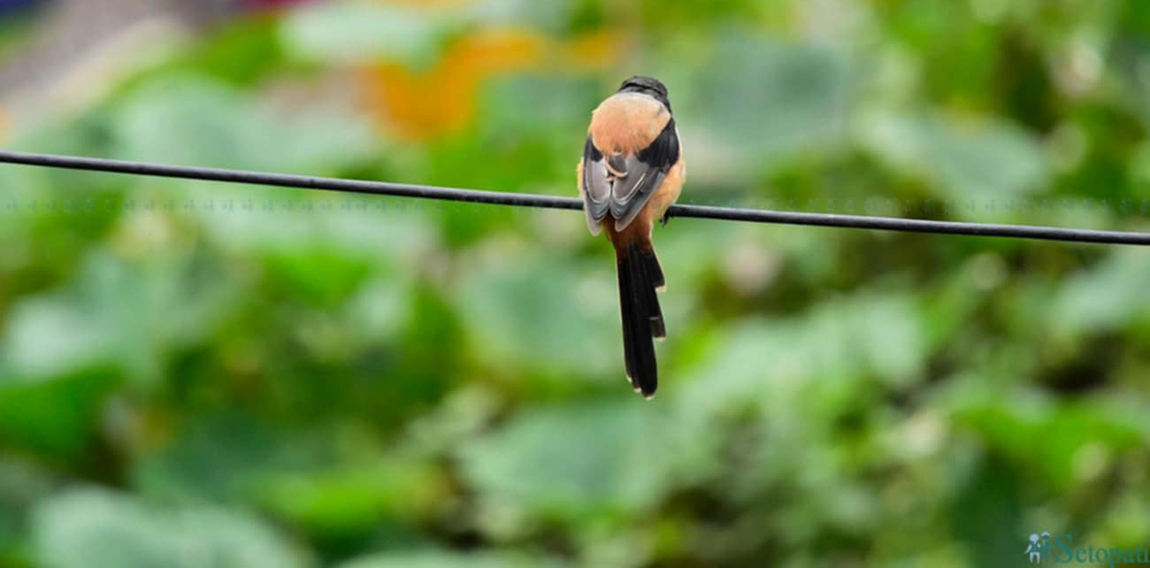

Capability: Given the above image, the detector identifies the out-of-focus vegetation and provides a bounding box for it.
[1,0,1150,566]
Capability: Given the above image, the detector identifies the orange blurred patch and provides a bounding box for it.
[361,29,545,140]
[454,29,546,74]
[363,61,476,141]
[560,29,631,71]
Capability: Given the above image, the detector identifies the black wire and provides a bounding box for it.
[1,150,1148,246]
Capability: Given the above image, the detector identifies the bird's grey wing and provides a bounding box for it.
[581,135,611,235]
[608,118,681,231]
[608,157,665,231]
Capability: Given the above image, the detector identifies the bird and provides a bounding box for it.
[578,76,684,398]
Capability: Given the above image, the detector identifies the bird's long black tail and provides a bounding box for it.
[615,242,665,398]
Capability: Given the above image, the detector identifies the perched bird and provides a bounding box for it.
[578,76,684,398]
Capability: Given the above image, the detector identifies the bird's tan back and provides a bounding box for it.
[589,93,670,155]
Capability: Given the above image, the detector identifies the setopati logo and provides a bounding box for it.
[1026,532,1150,566]
[1027,532,1052,563]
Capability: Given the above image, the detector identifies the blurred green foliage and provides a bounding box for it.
[1,0,1150,566]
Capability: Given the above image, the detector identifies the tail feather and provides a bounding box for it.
[617,256,639,382]
[640,248,665,290]
[616,243,665,397]
[636,248,665,339]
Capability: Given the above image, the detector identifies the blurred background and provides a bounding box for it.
[1,0,1149,566]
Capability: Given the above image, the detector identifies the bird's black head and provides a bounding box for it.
[617,76,672,113]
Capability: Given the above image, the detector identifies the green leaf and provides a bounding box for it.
[1050,248,1150,337]
[684,34,854,177]
[281,2,449,68]
[454,254,619,378]
[264,248,374,306]
[135,413,330,504]
[950,388,1147,491]
[256,458,444,538]
[1,296,113,379]
[34,489,305,568]
[0,370,115,464]
[340,549,562,568]
[111,75,376,174]
[2,251,235,385]
[466,0,580,32]
[675,292,926,412]
[459,402,677,520]
[860,111,1048,203]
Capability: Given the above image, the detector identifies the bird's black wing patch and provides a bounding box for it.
[610,118,680,230]
[638,117,680,170]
